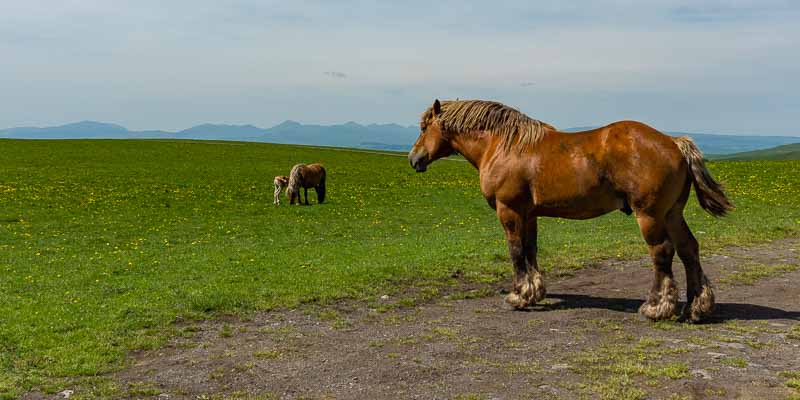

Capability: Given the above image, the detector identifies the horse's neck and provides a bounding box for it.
[450,132,496,170]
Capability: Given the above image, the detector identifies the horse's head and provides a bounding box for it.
[287,188,298,205]
[408,99,454,172]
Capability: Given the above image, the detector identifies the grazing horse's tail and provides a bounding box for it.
[673,136,733,217]
[316,167,326,203]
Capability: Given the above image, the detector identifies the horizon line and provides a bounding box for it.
[2,119,799,138]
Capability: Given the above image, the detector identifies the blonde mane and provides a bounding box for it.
[286,163,305,197]
[420,100,555,151]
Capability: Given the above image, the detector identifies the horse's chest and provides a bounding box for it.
[477,178,495,209]
[484,195,497,210]
[480,174,526,210]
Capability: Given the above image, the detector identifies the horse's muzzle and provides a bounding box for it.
[408,152,428,172]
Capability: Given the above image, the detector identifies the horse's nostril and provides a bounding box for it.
[409,155,418,169]
[408,152,428,172]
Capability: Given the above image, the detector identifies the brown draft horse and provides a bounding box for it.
[408,99,733,323]
[287,163,327,205]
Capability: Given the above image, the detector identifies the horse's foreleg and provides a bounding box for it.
[637,215,679,321]
[497,203,539,309]
[274,184,281,205]
[667,214,715,323]
[304,188,309,205]
[524,216,546,304]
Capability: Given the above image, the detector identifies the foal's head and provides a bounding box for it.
[275,175,289,186]
[408,99,454,173]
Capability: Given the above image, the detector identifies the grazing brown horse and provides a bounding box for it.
[408,99,732,323]
[287,163,327,205]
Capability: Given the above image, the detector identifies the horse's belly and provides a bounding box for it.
[533,192,625,220]
[535,205,617,219]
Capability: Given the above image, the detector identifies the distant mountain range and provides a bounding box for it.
[0,120,419,150]
[2,120,799,156]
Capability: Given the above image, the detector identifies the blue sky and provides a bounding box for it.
[1,1,798,135]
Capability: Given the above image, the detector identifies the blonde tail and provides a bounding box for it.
[673,136,733,217]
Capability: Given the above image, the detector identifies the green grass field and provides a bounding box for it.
[1,139,799,398]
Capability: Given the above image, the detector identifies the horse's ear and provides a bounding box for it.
[432,99,441,116]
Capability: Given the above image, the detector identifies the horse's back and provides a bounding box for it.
[303,163,326,187]
[602,121,679,150]
[596,120,685,171]
[555,121,683,170]
[307,163,325,175]
[520,122,688,216]
[596,121,689,211]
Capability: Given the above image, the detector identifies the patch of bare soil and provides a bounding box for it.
[49,240,800,399]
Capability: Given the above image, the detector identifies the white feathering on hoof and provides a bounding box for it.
[505,292,525,309]
[690,275,715,322]
[639,276,679,320]
[505,272,546,309]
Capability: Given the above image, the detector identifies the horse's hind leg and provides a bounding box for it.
[666,211,715,322]
[637,215,679,321]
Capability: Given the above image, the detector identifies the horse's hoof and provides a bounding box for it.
[679,317,700,325]
[676,310,692,324]
[530,273,546,303]
[639,300,677,321]
[689,281,715,323]
[639,276,678,321]
[505,293,527,310]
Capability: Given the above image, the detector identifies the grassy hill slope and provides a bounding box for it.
[712,142,800,160]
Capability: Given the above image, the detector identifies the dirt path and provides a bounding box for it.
[49,240,800,399]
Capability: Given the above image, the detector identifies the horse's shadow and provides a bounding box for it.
[536,292,800,323]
